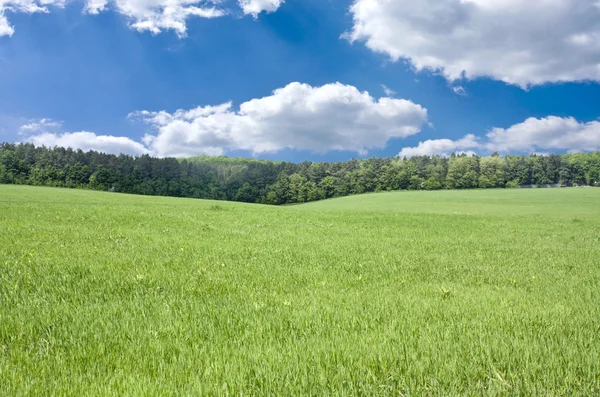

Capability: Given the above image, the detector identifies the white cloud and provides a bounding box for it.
[452,86,467,96]
[398,134,480,158]
[348,0,600,87]
[398,116,600,157]
[132,82,428,157]
[18,118,62,134]
[381,84,396,97]
[0,0,66,37]
[485,116,600,153]
[84,0,225,37]
[238,0,283,17]
[84,0,108,14]
[3,0,281,38]
[26,131,150,156]
[19,114,600,160]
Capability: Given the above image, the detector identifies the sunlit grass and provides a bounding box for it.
[1,185,599,395]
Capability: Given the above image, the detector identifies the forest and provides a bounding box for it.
[1,142,599,205]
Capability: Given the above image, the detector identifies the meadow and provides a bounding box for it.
[1,185,599,396]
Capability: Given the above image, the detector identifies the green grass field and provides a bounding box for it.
[1,185,600,396]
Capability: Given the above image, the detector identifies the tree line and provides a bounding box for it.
[1,143,599,205]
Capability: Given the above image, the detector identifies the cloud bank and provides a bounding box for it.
[485,117,600,153]
[398,135,479,158]
[20,83,427,157]
[26,131,150,156]
[133,82,428,157]
[348,0,600,87]
[1,0,284,37]
[397,117,600,157]
[19,115,600,159]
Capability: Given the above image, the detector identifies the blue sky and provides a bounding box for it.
[1,0,599,161]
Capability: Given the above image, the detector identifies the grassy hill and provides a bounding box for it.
[1,185,599,395]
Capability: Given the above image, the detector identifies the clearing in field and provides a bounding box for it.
[1,185,599,395]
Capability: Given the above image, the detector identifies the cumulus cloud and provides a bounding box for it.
[0,0,66,37]
[397,116,600,157]
[398,134,480,158]
[18,83,426,158]
[18,119,149,155]
[19,113,600,159]
[26,131,150,156]
[83,0,108,14]
[3,0,285,37]
[238,0,283,17]
[348,0,600,87]
[84,0,224,37]
[131,82,428,158]
[485,116,600,153]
